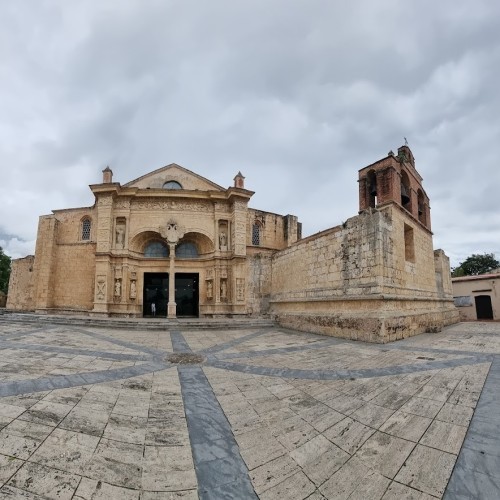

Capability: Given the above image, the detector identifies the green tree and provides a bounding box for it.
[0,246,11,294]
[452,253,500,277]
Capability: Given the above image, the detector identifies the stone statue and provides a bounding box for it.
[220,279,227,299]
[130,280,136,299]
[207,280,213,299]
[219,231,227,250]
[114,279,121,296]
[116,226,125,249]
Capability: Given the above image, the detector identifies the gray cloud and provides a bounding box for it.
[1,0,499,266]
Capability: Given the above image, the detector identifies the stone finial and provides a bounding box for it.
[234,171,245,189]
[102,166,113,183]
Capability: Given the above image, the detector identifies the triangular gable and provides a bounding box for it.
[123,163,226,191]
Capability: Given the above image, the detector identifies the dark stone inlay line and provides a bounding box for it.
[1,325,60,341]
[0,340,154,361]
[178,366,257,500]
[73,327,165,356]
[171,330,193,353]
[0,360,169,398]
[207,355,485,381]
[199,329,273,355]
[444,357,500,499]
[173,331,257,499]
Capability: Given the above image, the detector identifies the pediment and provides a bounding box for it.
[123,163,225,192]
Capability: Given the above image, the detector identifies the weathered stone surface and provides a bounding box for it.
[0,319,499,498]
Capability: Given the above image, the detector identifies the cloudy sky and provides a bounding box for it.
[1,0,499,267]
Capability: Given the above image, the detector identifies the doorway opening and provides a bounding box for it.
[143,272,199,318]
[143,273,168,317]
[175,273,199,317]
[475,295,493,320]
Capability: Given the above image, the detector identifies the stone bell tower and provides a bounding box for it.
[358,145,431,231]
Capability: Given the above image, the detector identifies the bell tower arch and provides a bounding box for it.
[358,145,431,231]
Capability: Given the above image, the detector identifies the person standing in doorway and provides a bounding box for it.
[151,302,156,317]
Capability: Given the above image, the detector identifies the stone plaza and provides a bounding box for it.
[0,316,499,499]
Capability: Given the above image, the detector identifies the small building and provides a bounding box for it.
[452,273,500,320]
[7,145,459,342]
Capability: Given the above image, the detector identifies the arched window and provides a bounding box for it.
[417,189,426,225]
[163,180,183,190]
[81,218,91,241]
[144,241,169,258]
[176,242,198,258]
[400,171,411,210]
[367,170,377,208]
[252,222,261,246]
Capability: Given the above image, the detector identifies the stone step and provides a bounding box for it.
[0,311,275,331]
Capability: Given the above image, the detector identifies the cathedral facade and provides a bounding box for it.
[7,145,459,342]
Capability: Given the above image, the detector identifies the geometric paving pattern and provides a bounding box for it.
[0,320,499,499]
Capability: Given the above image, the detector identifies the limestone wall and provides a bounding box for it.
[378,205,441,298]
[270,209,384,302]
[51,243,96,310]
[52,207,95,244]
[269,205,458,342]
[247,249,273,315]
[6,255,35,310]
[247,209,299,250]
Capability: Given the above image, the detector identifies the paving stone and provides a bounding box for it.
[145,418,190,447]
[435,402,474,427]
[0,454,24,486]
[0,420,51,460]
[19,400,74,426]
[259,470,316,500]
[1,320,500,498]
[349,402,395,428]
[419,419,468,455]
[355,431,416,479]
[59,407,110,436]
[142,445,197,492]
[318,456,386,499]
[7,462,80,499]
[85,437,144,489]
[394,444,456,497]
[382,481,436,499]
[102,414,147,445]
[323,417,375,455]
[0,403,26,419]
[74,477,140,499]
[290,434,349,486]
[140,491,198,499]
[399,396,444,419]
[379,410,432,442]
[29,428,100,474]
[250,454,300,494]
[0,485,45,498]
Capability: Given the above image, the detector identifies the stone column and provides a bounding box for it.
[168,243,176,318]
[160,219,185,320]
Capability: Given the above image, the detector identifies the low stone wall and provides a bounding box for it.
[273,299,459,343]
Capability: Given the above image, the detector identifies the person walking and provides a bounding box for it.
[151,302,156,316]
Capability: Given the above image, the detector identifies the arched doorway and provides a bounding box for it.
[475,295,493,320]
